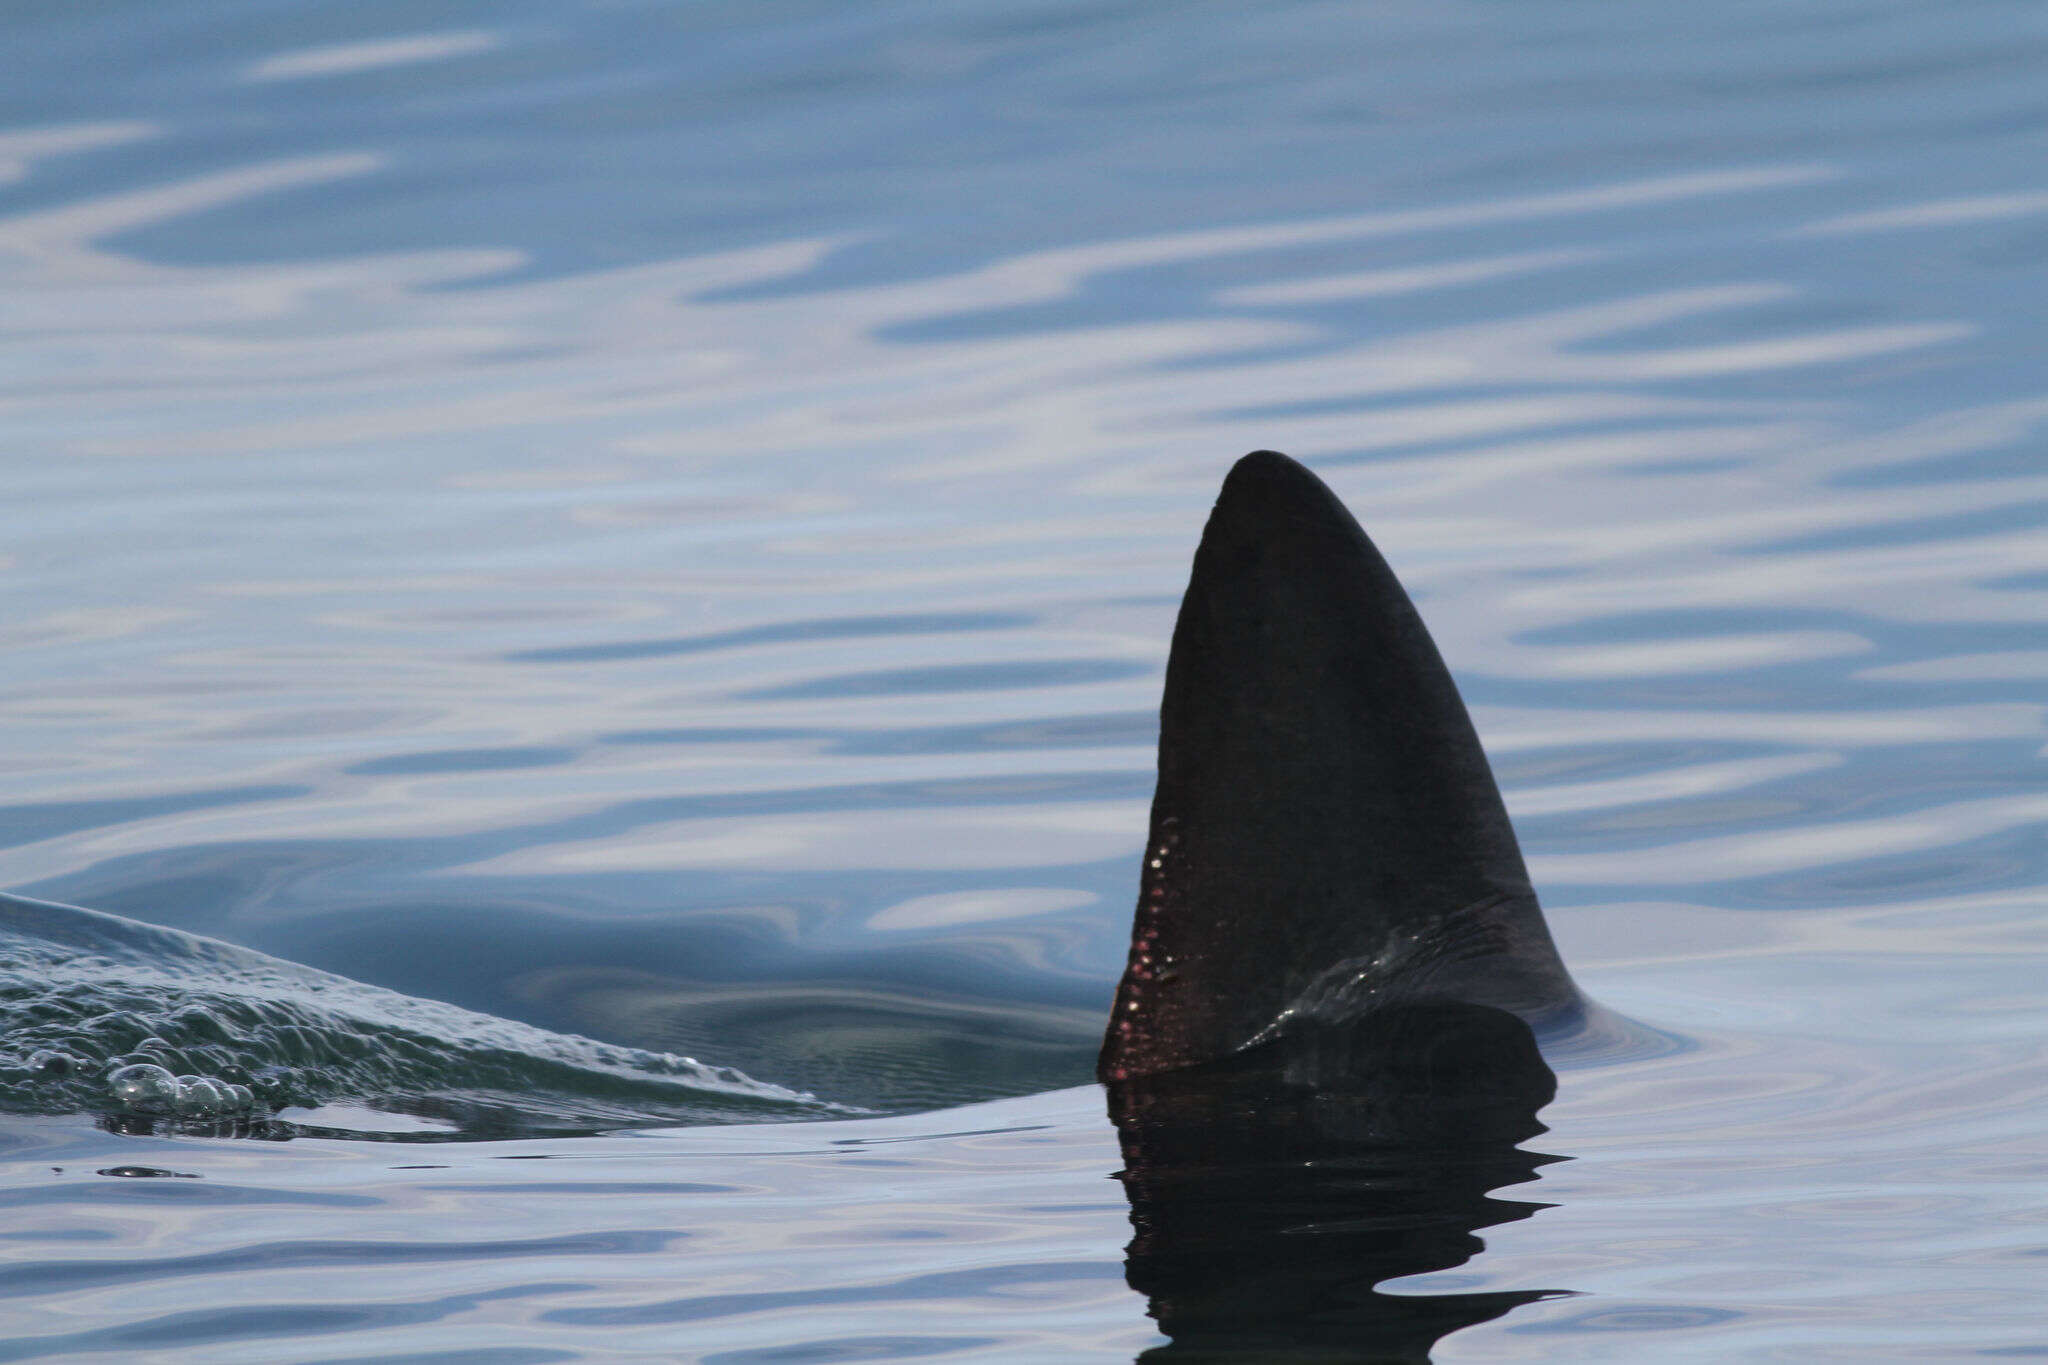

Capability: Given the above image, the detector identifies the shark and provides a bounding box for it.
[1098,450,1637,1361]
[0,448,1652,1360]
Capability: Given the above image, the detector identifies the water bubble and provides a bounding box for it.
[27,1050,72,1077]
[173,1076,227,1116]
[107,1063,178,1113]
[223,1083,255,1112]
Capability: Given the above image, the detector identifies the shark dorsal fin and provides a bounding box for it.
[1101,451,1581,1083]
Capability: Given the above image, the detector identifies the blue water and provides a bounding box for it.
[4,0,2048,1358]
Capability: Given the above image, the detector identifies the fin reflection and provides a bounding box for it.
[1109,1002,1569,1363]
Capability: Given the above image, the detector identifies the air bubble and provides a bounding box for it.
[174,1075,227,1116]
[107,1063,178,1113]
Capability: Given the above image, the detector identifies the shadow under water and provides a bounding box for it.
[1108,1001,1569,1363]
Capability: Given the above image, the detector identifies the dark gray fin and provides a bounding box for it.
[1100,450,1582,1083]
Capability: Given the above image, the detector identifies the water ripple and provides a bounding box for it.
[3,0,2048,1358]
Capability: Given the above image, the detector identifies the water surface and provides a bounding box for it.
[3,0,2047,1358]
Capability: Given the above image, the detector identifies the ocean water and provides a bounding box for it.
[3,0,2048,1359]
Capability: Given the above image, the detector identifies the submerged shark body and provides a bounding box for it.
[1102,451,1613,1360]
